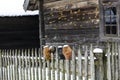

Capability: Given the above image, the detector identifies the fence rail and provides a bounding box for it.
[0,42,120,80]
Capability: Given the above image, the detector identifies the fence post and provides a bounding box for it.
[93,47,103,80]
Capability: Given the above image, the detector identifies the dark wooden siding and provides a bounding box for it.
[45,28,99,44]
[0,15,39,49]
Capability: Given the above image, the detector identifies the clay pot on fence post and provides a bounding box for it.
[58,46,65,59]
[62,45,72,60]
[93,48,103,80]
[43,45,51,61]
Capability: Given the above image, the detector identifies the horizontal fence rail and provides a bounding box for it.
[0,42,120,80]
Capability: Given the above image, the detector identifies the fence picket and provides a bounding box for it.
[90,44,95,80]
[51,53,55,80]
[43,57,46,80]
[118,43,120,80]
[115,43,118,80]
[6,50,10,80]
[24,49,28,80]
[35,48,39,80]
[78,45,82,80]
[66,59,70,80]
[15,49,19,80]
[31,49,35,80]
[0,43,120,80]
[84,46,88,80]
[38,48,42,80]
[5,50,8,80]
[72,46,76,80]
[111,43,115,80]
[0,50,2,80]
[27,49,31,80]
[55,47,60,80]
[107,43,111,80]
[12,50,15,80]
[60,60,65,80]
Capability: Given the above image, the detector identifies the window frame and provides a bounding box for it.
[99,1,120,41]
[103,6,117,36]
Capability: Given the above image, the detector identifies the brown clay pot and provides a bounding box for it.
[62,45,72,60]
[43,46,51,60]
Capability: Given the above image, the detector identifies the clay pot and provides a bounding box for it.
[43,46,51,60]
[62,45,72,60]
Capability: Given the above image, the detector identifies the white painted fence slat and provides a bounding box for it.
[107,43,111,80]
[115,43,118,80]
[51,53,55,80]
[0,50,2,80]
[90,44,95,80]
[78,45,82,80]
[111,43,115,80]
[25,49,28,80]
[60,60,65,80]
[84,46,88,80]
[12,50,15,80]
[118,43,120,80]
[28,49,31,80]
[72,47,76,80]
[66,60,70,80]
[5,50,8,80]
[7,50,10,80]
[35,48,39,80]
[0,43,120,80]
[31,49,35,80]
[43,57,46,80]
[55,47,60,80]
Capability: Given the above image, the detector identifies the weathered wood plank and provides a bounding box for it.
[72,47,76,80]
[0,50,3,80]
[111,43,115,80]
[90,44,95,80]
[118,43,120,80]
[84,46,88,80]
[25,49,28,80]
[66,59,71,80]
[114,42,118,80]
[51,53,55,80]
[31,49,35,80]
[28,49,31,80]
[35,48,39,80]
[55,47,60,80]
[78,45,82,80]
[38,48,42,80]
[60,60,65,80]
[107,43,111,80]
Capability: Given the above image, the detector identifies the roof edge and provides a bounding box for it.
[23,0,30,11]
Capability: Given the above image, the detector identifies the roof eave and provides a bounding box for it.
[23,0,38,11]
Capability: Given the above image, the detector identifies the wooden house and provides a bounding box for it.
[23,0,120,46]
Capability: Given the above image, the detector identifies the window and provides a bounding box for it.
[104,7,117,35]
[99,1,119,41]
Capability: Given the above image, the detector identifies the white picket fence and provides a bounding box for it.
[0,42,120,80]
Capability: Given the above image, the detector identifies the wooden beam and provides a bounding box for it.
[44,0,98,10]
[39,0,45,45]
